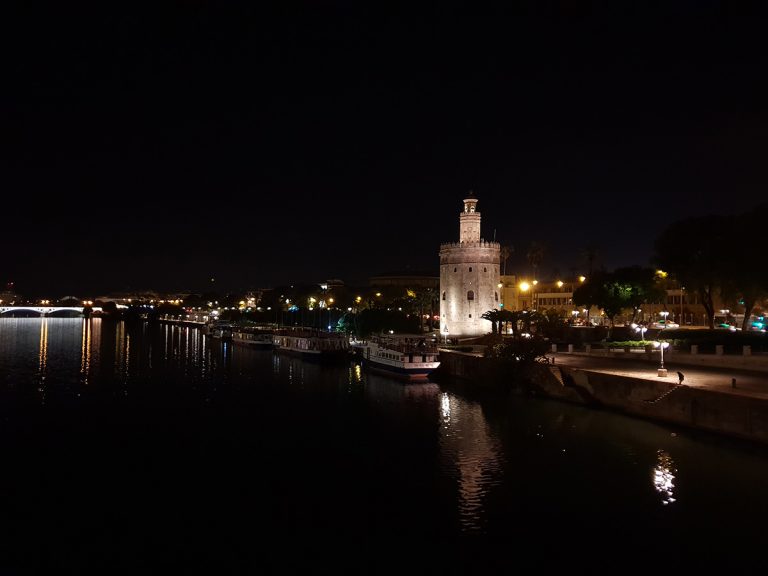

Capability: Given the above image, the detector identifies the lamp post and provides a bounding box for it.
[631,323,647,341]
[680,286,685,324]
[519,281,530,310]
[660,310,669,329]
[653,340,670,377]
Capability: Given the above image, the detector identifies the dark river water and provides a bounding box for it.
[1,317,767,574]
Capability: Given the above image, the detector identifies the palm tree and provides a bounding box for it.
[498,308,515,334]
[500,245,513,276]
[580,242,599,278]
[526,241,546,310]
[526,241,546,280]
[413,288,437,333]
[481,309,501,334]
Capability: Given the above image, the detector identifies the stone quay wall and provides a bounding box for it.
[436,350,768,446]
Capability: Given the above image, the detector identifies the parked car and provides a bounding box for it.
[651,320,679,329]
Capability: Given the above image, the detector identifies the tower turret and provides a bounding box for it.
[459,190,481,243]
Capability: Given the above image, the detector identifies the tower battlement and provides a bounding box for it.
[439,240,500,250]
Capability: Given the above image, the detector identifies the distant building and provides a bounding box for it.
[368,271,439,291]
[439,191,501,339]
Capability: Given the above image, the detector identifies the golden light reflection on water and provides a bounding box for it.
[346,363,364,390]
[441,392,451,424]
[38,317,49,404]
[80,318,92,385]
[653,449,677,505]
[38,317,48,375]
[438,392,503,532]
[115,321,126,373]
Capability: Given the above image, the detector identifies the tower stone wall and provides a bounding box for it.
[439,193,500,339]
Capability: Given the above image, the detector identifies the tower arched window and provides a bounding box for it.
[469,267,472,272]
[454,267,457,272]
[467,290,474,301]
[442,291,446,301]
[484,267,487,272]
[495,292,498,301]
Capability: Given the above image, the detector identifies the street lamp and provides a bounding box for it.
[631,323,647,341]
[680,286,685,324]
[653,340,670,377]
[660,310,669,328]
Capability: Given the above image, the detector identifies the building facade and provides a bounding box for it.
[439,192,500,339]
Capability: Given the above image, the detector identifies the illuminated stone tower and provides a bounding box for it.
[439,191,501,339]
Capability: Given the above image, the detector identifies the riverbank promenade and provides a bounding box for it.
[549,348,768,401]
[438,342,768,445]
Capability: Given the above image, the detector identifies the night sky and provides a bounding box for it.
[5,2,767,297]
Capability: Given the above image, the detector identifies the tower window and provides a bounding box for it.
[495,292,498,301]
[467,290,474,301]
[484,267,487,272]
[454,267,457,272]
[469,267,472,272]
[469,314,472,318]
[442,291,446,301]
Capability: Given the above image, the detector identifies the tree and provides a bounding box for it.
[500,245,513,276]
[572,267,664,337]
[481,309,500,334]
[580,242,600,278]
[572,269,608,322]
[484,334,549,364]
[612,266,666,323]
[526,241,546,279]
[498,308,515,335]
[357,308,419,337]
[721,203,768,330]
[653,213,732,328]
[409,288,438,333]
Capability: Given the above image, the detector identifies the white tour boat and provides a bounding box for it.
[352,334,440,381]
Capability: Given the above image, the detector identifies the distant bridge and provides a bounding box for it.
[0,306,103,315]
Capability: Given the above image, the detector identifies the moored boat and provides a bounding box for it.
[231,326,275,349]
[351,333,440,381]
[272,327,349,363]
[203,320,234,342]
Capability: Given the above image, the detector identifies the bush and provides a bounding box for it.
[484,335,550,363]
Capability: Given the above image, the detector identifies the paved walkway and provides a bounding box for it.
[550,352,768,400]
